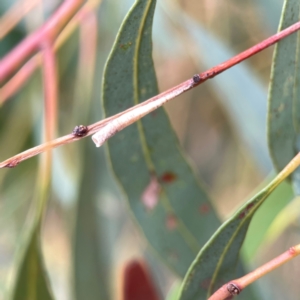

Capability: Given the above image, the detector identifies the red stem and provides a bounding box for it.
[194,21,300,85]
[42,45,57,142]
[1,20,300,167]
[208,245,300,300]
[0,0,84,84]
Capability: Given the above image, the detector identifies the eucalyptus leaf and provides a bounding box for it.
[11,226,54,300]
[103,0,220,277]
[178,172,289,299]
[268,0,300,191]
[253,0,283,32]
[73,144,113,300]
[242,178,293,261]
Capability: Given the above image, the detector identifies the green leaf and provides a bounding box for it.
[242,177,293,261]
[11,226,54,300]
[178,173,287,300]
[253,0,283,32]
[73,143,113,300]
[103,0,220,277]
[166,282,181,300]
[261,195,300,248]
[268,0,300,188]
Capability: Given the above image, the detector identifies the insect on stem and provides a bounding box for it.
[72,125,88,137]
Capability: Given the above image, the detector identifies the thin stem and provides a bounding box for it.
[208,244,300,300]
[1,21,300,167]
[0,0,84,84]
[36,44,57,219]
[0,0,101,103]
[0,0,40,40]
[42,45,57,143]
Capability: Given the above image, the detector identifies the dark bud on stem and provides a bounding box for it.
[227,283,241,296]
[72,125,88,137]
[192,74,201,84]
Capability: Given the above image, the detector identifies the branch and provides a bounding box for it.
[0,0,85,84]
[0,0,40,40]
[1,20,300,168]
[0,0,102,103]
[38,44,57,196]
[208,244,300,300]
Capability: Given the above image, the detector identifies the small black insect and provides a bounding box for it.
[227,283,241,296]
[192,74,201,84]
[72,125,88,137]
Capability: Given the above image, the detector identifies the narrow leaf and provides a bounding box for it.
[178,171,290,299]
[268,0,300,189]
[73,144,112,300]
[103,0,220,277]
[242,178,293,261]
[11,227,54,300]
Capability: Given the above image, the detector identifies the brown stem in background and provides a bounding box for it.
[0,0,84,84]
[1,20,300,167]
[208,244,300,300]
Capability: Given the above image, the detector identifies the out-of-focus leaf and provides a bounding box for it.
[73,11,113,299]
[268,0,300,191]
[103,0,220,277]
[10,226,54,300]
[161,1,272,174]
[262,196,300,249]
[242,178,293,261]
[122,260,161,300]
[73,143,115,300]
[166,282,181,300]
[253,0,284,32]
[178,171,288,300]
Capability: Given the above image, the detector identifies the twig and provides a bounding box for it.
[37,44,57,206]
[31,42,58,223]
[208,244,300,300]
[1,20,300,168]
[0,0,102,103]
[0,0,40,40]
[42,45,57,143]
[0,0,84,84]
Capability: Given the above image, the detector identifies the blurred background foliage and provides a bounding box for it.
[0,0,299,299]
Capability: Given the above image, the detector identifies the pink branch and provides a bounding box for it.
[0,0,40,39]
[1,20,300,168]
[0,0,100,104]
[0,56,39,103]
[38,44,58,186]
[0,0,84,84]
[42,45,57,142]
[208,245,300,300]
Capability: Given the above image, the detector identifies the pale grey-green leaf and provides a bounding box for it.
[11,227,54,300]
[103,0,220,277]
[268,0,300,192]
